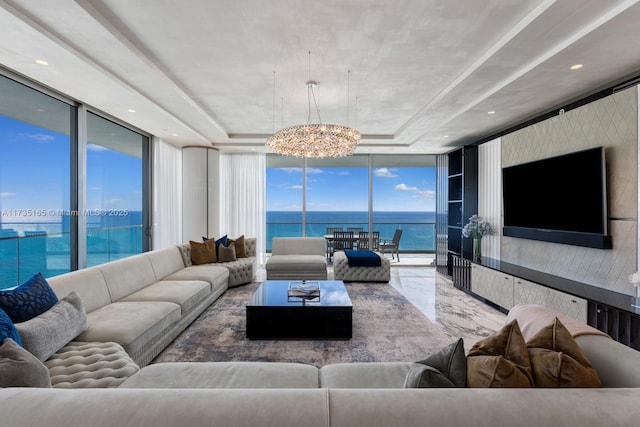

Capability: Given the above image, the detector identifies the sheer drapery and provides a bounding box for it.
[152,137,182,249]
[219,153,266,265]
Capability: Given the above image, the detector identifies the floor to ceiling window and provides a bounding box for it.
[0,72,150,289]
[0,75,72,287]
[266,154,436,253]
[86,113,147,266]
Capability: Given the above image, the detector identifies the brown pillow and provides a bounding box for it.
[466,319,533,388]
[218,243,237,262]
[526,317,601,388]
[229,235,247,258]
[189,239,217,265]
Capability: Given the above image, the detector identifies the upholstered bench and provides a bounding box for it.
[266,237,328,280]
[45,341,140,388]
[333,251,390,282]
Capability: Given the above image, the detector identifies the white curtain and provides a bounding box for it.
[152,137,182,249]
[219,153,266,265]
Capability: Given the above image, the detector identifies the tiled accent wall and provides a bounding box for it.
[501,88,638,296]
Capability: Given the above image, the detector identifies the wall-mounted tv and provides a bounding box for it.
[502,147,612,249]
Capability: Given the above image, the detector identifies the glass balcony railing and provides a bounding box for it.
[266,220,435,253]
[0,225,142,290]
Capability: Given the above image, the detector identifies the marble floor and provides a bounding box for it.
[385,266,506,351]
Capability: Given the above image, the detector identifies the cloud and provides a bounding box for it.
[280,168,303,174]
[395,184,435,199]
[337,171,350,176]
[395,183,417,191]
[21,133,54,143]
[0,192,16,197]
[375,168,398,178]
[306,168,324,174]
[289,185,303,190]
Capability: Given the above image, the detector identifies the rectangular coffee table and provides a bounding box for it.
[246,280,352,339]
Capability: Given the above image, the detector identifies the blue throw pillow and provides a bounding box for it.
[0,273,59,323]
[0,307,22,346]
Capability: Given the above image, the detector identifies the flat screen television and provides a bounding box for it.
[502,147,611,249]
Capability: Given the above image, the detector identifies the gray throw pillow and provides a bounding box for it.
[218,244,237,263]
[0,338,52,388]
[16,291,89,362]
[403,338,467,388]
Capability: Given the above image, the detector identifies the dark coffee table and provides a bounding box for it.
[246,280,352,339]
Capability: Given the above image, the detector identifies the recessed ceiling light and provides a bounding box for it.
[171,133,179,137]
[127,109,136,113]
[35,60,48,66]
[570,64,583,70]
[488,111,496,115]
[443,135,449,138]
[35,108,45,112]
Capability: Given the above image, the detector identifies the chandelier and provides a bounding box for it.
[266,56,360,158]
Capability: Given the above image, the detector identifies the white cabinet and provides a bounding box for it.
[471,264,588,322]
[471,264,515,310]
[513,277,588,323]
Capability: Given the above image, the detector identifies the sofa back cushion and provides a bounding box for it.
[97,254,157,302]
[272,237,325,256]
[47,268,112,313]
[145,246,186,280]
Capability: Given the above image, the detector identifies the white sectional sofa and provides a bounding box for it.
[45,238,256,368]
[2,303,640,426]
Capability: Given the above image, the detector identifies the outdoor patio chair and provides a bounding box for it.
[380,229,403,261]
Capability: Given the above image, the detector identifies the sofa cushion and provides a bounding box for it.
[190,240,217,264]
[319,362,413,388]
[466,319,533,388]
[76,301,181,361]
[119,280,211,315]
[0,272,59,323]
[97,254,158,302]
[0,338,51,388]
[47,268,112,314]
[16,291,88,362]
[229,235,247,258]
[120,362,320,389]
[46,341,140,388]
[404,338,466,388]
[164,265,229,294]
[145,246,187,281]
[0,307,22,346]
[218,244,236,262]
[527,317,600,387]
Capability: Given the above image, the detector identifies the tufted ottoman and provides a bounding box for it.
[45,341,140,388]
[332,251,390,282]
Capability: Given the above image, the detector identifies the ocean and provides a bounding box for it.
[266,211,436,251]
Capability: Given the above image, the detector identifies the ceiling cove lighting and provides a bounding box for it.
[570,64,584,70]
[266,52,360,158]
[35,60,48,66]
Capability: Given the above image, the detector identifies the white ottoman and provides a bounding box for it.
[332,251,390,282]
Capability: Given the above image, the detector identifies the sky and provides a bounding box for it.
[266,165,436,212]
[0,115,142,224]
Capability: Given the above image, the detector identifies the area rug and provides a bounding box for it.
[154,281,454,367]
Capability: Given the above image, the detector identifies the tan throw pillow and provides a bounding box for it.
[190,239,217,265]
[230,235,247,258]
[218,243,237,263]
[526,317,601,388]
[466,319,533,388]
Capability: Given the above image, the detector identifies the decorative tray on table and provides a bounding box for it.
[287,281,320,299]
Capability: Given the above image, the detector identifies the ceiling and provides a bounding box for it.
[1,0,639,155]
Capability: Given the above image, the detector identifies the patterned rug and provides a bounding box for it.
[154,281,453,367]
